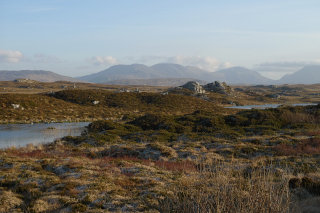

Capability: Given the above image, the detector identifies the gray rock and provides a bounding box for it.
[266,94,281,99]
[11,104,20,109]
[1,163,13,169]
[44,165,74,176]
[203,81,232,94]
[180,81,206,94]
[120,167,140,175]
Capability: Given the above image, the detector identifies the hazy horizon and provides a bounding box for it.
[1,0,320,79]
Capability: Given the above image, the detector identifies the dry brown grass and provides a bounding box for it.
[0,189,23,212]
[0,80,167,94]
[281,111,318,124]
[158,162,290,213]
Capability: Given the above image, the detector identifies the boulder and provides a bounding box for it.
[180,81,206,94]
[11,104,20,109]
[203,81,232,94]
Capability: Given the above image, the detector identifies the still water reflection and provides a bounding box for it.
[0,122,89,148]
[225,103,318,110]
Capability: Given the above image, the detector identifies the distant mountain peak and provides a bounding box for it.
[279,65,320,84]
[151,63,186,68]
[211,66,274,85]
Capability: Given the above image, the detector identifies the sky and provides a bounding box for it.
[1,0,320,79]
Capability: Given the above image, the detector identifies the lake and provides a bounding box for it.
[226,103,318,110]
[0,122,89,149]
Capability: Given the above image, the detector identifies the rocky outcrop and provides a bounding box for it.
[203,81,233,94]
[174,80,233,95]
[14,78,37,83]
[180,81,206,94]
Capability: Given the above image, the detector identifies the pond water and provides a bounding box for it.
[225,103,318,110]
[0,122,89,149]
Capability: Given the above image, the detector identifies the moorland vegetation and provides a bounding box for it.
[1,85,320,212]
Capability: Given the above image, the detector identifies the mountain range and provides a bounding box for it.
[105,78,208,87]
[0,70,76,82]
[77,63,213,83]
[1,64,320,85]
[78,63,274,85]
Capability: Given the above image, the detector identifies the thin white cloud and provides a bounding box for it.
[253,60,320,80]
[0,49,23,63]
[90,56,118,66]
[259,71,293,80]
[254,61,320,73]
[166,56,232,72]
[121,55,232,71]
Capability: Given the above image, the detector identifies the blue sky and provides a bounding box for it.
[1,0,320,78]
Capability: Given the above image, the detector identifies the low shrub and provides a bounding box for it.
[275,138,320,156]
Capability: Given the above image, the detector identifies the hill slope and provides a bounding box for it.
[78,64,158,83]
[279,65,320,84]
[210,67,275,85]
[78,63,212,83]
[151,63,213,80]
[104,78,207,86]
[0,70,77,82]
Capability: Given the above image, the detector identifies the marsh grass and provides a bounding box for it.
[158,162,290,213]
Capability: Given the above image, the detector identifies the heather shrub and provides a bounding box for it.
[276,137,320,156]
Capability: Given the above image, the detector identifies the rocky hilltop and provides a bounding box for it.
[178,80,233,95]
[203,81,233,94]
